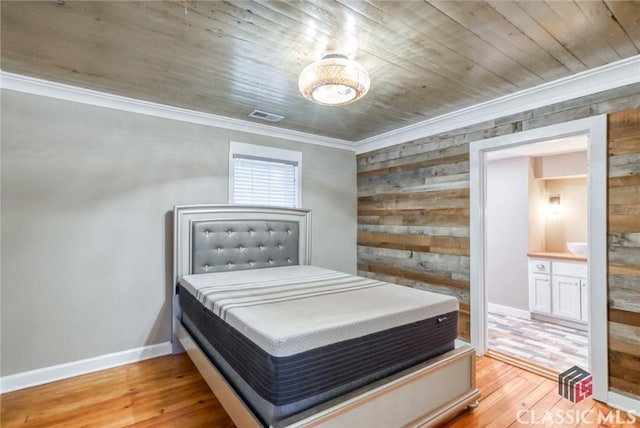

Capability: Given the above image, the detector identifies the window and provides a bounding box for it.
[229,142,302,208]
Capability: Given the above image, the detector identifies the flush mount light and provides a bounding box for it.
[298,54,370,106]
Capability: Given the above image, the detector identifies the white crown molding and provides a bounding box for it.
[2,55,640,156]
[0,71,356,152]
[355,55,640,154]
[0,341,172,393]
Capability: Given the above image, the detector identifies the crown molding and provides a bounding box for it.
[3,55,640,156]
[0,71,356,152]
[355,55,640,155]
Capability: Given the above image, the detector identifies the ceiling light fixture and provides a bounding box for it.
[298,54,370,106]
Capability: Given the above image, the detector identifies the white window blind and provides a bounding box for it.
[232,155,299,208]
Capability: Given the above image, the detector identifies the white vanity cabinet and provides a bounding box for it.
[552,275,581,320]
[528,256,588,324]
[529,260,551,314]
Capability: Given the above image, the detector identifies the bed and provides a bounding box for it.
[173,205,479,427]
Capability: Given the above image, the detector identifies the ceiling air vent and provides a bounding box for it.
[249,110,285,123]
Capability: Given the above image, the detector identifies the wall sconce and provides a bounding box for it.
[548,195,561,216]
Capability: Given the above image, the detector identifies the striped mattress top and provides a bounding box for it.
[180,265,458,357]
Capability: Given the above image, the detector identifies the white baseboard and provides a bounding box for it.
[0,341,172,394]
[488,303,531,320]
[608,390,640,417]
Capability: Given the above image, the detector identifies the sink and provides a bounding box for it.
[567,242,588,257]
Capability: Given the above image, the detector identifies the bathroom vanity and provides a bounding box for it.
[527,252,588,329]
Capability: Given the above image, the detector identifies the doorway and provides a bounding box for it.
[469,115,608,402]
[484,136,589,377]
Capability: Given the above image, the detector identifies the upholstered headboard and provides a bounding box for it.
[191,220,299,273]
[173,205,311,286]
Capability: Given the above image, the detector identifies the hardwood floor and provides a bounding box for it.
[440,357,638,428]
[1,354,637,427]
[1,355,235,427]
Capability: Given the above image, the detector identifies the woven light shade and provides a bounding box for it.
[298,54,370,106]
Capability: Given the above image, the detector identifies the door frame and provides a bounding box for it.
[469,115,608,401]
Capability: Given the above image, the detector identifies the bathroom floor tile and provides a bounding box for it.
[488,311,589,373]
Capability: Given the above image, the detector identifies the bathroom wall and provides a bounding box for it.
[528,159,546,253]
[486,156,530,312]
[534,151,588,179]
[531,150,588,253]
[544,177,588,252]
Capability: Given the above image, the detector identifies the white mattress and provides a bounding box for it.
[180,265,458,357]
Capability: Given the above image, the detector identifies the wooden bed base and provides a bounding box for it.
[177,321,480,428]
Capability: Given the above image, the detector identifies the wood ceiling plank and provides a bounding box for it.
[426,1,569,81]
[334,0,515,97]
[0,3,197,101]
[543,0,623,63]
[5,3,266,93]
[257,0,361,58]
[151,3,307,78]
[367,0,527,94]
[516,0,620,68]
[182,2,312,62]
[604,0,640,52]
[372,1,544,90]
[486,1,587,74]
[575,1,639,58]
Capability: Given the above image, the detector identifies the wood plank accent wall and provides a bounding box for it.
[357,83,640,398]
[607,109,640,399]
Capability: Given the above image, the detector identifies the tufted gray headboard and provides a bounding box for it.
[191,220,299,273]
[174,205,311,285]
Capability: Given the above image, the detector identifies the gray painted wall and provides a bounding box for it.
[486,156,530,311]
[0,90,357,376]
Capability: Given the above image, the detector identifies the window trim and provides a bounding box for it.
[228,141,302,208]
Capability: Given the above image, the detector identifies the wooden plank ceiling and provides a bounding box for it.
[2,1,639,142]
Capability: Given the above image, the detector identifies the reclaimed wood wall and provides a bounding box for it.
[607,108,640,399]
[357,84,640,399]
[357,141,473,339]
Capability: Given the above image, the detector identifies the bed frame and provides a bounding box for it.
[173,204,479,427]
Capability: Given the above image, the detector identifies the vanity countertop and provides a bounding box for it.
[527,251,587,262]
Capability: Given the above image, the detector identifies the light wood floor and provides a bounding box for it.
[1,354,637,427]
